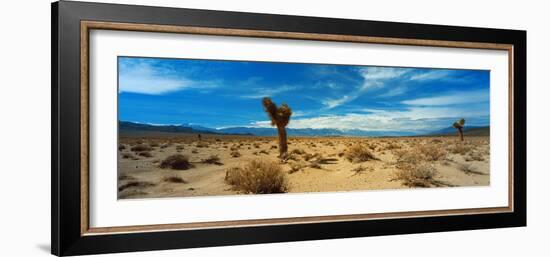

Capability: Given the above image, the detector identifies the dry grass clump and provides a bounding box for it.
[280,152,299,162]
[345,144,377,163]
[351,165,373,175]
[196,142,209,148]
[230,151,241,158]
[224,160,288,194]
[288,161,307,174]
[385,142,401,150]
[201,154,223,165]
[162,176,187,184]
[465,151,485,161]
[160,154,193,170]
[130,144,153,152]
[118,181,156,192]
[394,163,438,187]
[118,174,135,180]
[419,144,447,161]
[448,142,472,155]
[290,148,306,155]
[121,153,138,160]
[457,163,486,175]
[138,151,153,157]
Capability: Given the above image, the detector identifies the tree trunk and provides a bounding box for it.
[457,127,464,141]
[277,125,288,158]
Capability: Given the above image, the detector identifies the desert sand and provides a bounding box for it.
[117,134,490,199]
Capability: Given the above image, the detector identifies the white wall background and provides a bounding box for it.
[0,0,547,256]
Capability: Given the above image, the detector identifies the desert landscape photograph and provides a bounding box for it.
[117,56,490,199]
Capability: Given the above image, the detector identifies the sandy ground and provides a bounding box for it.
[117,134,490,199]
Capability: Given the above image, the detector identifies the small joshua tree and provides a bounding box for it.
[453,118,466,141]
[262,97,292,158]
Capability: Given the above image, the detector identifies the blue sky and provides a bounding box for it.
[118,56,490,134]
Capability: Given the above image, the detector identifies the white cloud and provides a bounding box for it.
[322,67,410,109]
[401,89,489,106]
[322,95,353,109]
[239,85,297,99]
[251,105,488,132]
[360,67,409,81]
[119,59,217,95]
[409,70,451,81]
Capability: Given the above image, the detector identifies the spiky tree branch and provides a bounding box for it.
[262,97,292,158]
[453,118,465,142]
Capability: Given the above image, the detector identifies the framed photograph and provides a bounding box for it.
[52,1,526,256]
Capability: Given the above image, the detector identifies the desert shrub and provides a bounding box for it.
[352,165,367,174]
[395,150,420,170]
[191,149,199,154]
[118,144,126,151]
[176,145,185,151]
[270,145,278,149]
[345,145,377,163]
[201,154,222,165]
[230,151,241,158]
[131,144,153,152]
[308,162,322,169]
[259,150,269,155]
[288,161,306,173]
[118,181,156,192]
[448,143,472,155]
[224,160,288,194]
[457,163,486,175]
[284,152,300,161]
[465,151,485,161]
[121,153,135,159]
[149,142,160,147]
[160,154,192,170]
[394,163,438,187]
[351,165,373,175]
[392,149,408,160]
[118,174,135,180]
[162,176,187,183]
[138,151,153,157]
[431,138,443,144]
[290,148,306,155]
[196,142,209,148]
[385,142,402,150]
[419,144,447,161]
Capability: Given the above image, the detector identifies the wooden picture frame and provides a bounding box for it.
[52,1,526,256]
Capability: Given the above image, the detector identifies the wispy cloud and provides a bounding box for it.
[239,85,297,99]
[321,67,410,109]
[409,70,451,81]
[118,58,218,95]
[251,105,488,132]
[401,89,489,106]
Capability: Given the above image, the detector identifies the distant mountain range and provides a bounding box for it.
[427,126,490,136]
[119,121,489,137]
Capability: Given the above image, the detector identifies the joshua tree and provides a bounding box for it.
[262,97,292,158]
[453,118,466,141]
